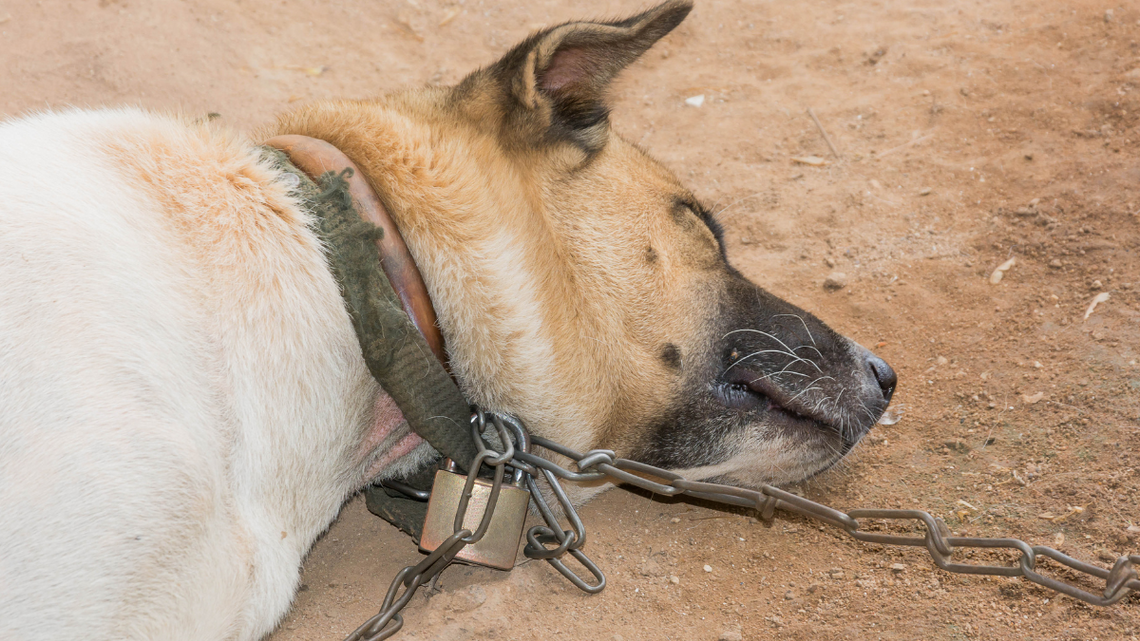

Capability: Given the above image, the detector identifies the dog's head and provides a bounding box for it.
[273,0,895,490]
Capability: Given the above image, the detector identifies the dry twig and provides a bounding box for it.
[807,108,841,159]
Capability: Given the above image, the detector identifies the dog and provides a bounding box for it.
[0,2,895,639]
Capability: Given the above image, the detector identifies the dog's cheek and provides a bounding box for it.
[626,396,743,470]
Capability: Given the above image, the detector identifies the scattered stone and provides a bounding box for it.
[824,256,836,268]
[703,564,713,573]
[1053,506,1084,523]
[1054,532,1065,547]
[919,187,932,196]
[639,557,663,577]
[1022,391,1045,404]
[989,257,1015,284]
[670,517,681,524]
[823,272,848,291]
[1098,550,1117,563]
[1048,259,1063,269]
[944,439,970,453]
[1091,280,1103,290]
[1083,292,1110,320]
[792,155,828,166]
[669,575,680,585]
[828,569,845,579]
[1104,8,1114,22]
[784,590,796,600]
[890,563,907,572]
[718,627,743,641]
[684,94,705,107]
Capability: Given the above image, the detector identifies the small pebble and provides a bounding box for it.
[703,564,713,573]
[823,272,848,291]
[1049,259,1063,269]
[919,187,932,196]
[669,575,680,584]
[670,517,681,524]
[890,563,907,572]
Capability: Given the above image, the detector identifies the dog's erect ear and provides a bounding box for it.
[489,0,692,153]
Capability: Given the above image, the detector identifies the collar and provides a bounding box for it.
[264,135,478,469]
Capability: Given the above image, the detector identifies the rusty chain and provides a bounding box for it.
[348,410,1139,640]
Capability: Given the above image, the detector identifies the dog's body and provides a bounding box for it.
[0,3,895,639]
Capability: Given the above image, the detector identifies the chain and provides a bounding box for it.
[343,412,518,640]
[348,411,1139,640]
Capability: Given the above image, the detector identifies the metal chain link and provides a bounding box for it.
[343,412,516,640]
[348,411,1139,640]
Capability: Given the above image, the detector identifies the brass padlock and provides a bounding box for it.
[419,460,530,570]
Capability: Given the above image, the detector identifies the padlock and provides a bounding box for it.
[418,459,531,570]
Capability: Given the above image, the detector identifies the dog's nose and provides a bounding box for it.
[867,354,897,403]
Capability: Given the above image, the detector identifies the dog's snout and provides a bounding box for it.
[867,354,897,403]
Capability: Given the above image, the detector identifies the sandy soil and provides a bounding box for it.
[4,0,1138,639]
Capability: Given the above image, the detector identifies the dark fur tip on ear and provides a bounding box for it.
[491,0,693,154]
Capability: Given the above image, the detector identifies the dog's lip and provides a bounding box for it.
[723,367,826,426]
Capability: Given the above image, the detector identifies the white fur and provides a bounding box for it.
[0,109,427,640]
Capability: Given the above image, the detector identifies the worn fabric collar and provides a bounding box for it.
[262,136,478,472]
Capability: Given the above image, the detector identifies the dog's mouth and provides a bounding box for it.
[718,367,841,441]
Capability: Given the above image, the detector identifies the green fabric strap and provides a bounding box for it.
[267,149,478,471]
[364,465,436,540]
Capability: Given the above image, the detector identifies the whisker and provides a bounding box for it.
[749,369,810,382]
[794,344,824,359]
[772,313,817,347]
[723,348,814,375]
[786,385,822,404]
[723,329,823,373]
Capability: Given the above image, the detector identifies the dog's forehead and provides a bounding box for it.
[548,137,691,214]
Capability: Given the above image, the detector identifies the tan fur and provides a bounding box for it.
[261,94,716,456]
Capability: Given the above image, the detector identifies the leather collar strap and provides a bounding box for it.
[264,135,478,470]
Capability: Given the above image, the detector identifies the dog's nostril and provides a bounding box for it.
[867,354,897,402]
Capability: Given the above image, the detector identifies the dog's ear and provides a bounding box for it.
[488,0,692,154]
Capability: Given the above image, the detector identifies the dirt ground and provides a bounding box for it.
[4,0,1138,639]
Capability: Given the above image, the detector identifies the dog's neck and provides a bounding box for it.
[262,100,665,460]
[263,133,491,484]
